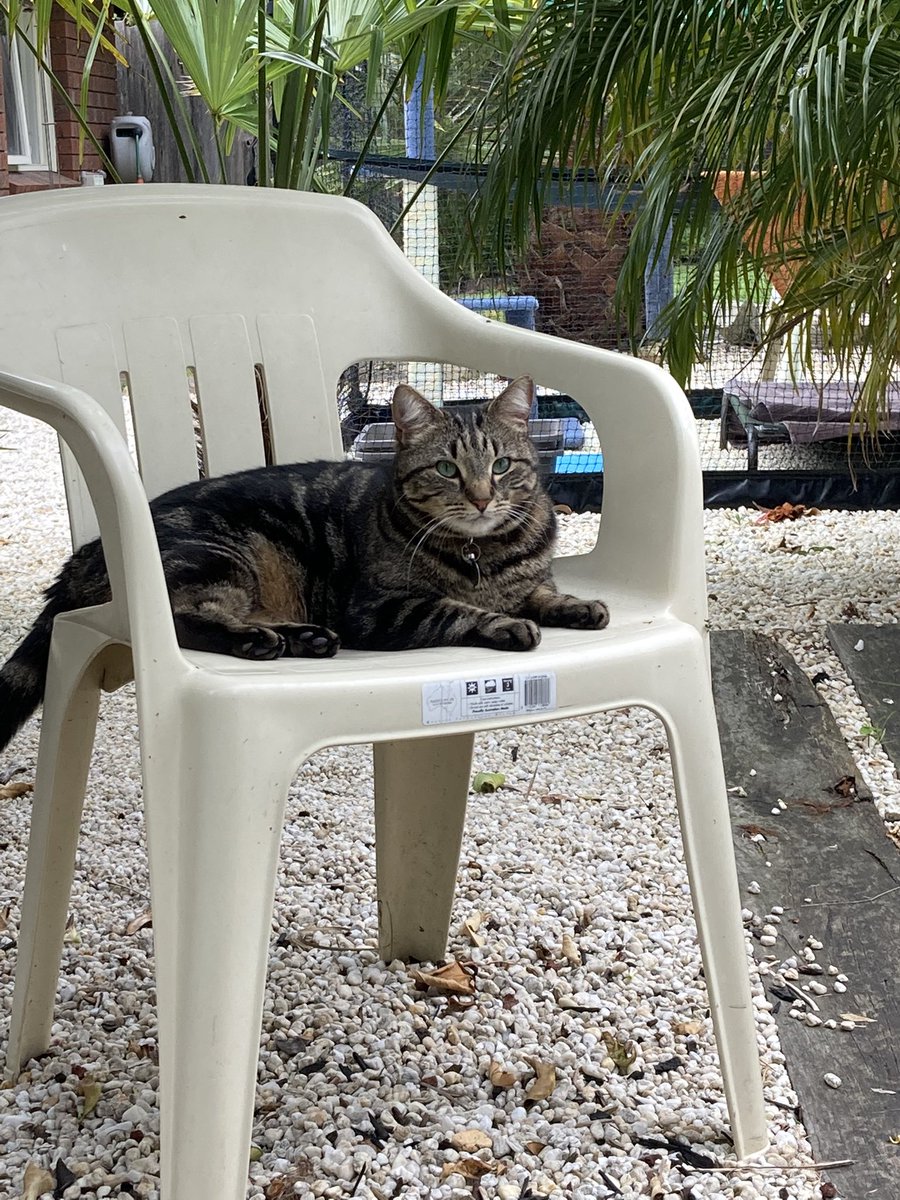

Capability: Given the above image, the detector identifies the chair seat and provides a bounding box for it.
[172,613,694,748]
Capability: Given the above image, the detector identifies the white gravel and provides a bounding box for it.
[2,406,896,1199]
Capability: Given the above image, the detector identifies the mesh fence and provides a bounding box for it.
[328,64,900,502]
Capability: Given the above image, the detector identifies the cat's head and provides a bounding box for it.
[391,376,541,536]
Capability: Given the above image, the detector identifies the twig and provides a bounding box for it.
[523,761,541,806]
[798,885,900,907]
[783,980,819,1012]
[694,1158,853,1173]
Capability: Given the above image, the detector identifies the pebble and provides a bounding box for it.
[833,981,847,994]
[824,1073,843,1089]
[4,437,894,1200]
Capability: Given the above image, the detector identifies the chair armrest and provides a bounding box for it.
[0,367,181,669]
[409,306,708,630]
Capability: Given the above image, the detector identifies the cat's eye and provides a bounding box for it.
[435,460,459,478]
[492,456,511,475]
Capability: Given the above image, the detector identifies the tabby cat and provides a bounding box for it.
[0,376,608,752]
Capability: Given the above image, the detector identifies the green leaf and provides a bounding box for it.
[472,771,505,793]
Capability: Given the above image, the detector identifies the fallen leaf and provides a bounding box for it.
[601,1031,638,1075]
[21,1162,55,1200]
[525,1058,557,1101]
[450,1129,492,1152]
[501,992,517,1010]
[472,772,505,794]
[460,910,486,948]
[524,1140,547,1155]
[249,1145,263,1163]
[755,502,819,524]
[0,904,9,934]
[673,1019,704,1036]
[53,1158,78,1195]
[77,1078,102,1122]
[125,908,153,935]
[441,1158,497,1181]
[488,1060,517,1088]
[738,823,779,840]
[410,960,476,996]
[0,780,33,801]
[840,1012,876,1024]
[561,933,581,966]
[833,775,857,798]
[63,915,80,947]
[540,793,566,806]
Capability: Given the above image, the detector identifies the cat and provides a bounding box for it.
[0,376,608,752]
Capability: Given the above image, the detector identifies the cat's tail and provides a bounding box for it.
[0,604,58,754]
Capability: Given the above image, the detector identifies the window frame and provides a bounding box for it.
[1,6,57,171]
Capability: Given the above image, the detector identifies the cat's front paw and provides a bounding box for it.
[279,623,341,658]
[562,600,610,630]
[235,626,286,660]
[487,616,541,651]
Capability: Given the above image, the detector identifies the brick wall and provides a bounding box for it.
[0,9,118,196]
[49,8,118,179]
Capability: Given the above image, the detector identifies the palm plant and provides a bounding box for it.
[5,0,531,193]
[475,0,900,432]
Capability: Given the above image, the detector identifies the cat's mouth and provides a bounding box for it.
[453,507,506,534]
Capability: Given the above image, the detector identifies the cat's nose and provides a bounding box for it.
[469,496,491,512]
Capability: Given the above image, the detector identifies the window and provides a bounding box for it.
[1,7,56,170]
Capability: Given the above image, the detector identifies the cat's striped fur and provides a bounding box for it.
[0,377,608,752]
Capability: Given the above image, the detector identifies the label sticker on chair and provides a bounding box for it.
[422,672,556,725]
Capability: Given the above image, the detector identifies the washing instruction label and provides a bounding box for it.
[421,672,556,725]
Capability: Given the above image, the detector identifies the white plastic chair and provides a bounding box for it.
[0,186,767,1198]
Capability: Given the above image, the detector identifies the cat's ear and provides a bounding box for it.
[392,385,443,445]
[488,376,535,428]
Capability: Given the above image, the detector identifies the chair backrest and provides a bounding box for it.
[0,186,469,546]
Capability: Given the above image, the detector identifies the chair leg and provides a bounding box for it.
[140,702,297,1200]
[373,732,474,962]
[6,644,104,1077]
[656,645,769,1159]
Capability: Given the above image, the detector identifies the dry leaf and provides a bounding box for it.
[561,933,581,965]
[460,911,486,948]
[63,915,80,947]
[450,1129,492,1152]
[674,1019,704,1036]
[755,502,819,524]
[525,1058,557,1101]
[524,1140,546,1155]
[840,1012,876,1024]
[77,1078,102,1121]
[21,1162,55,1200]
[0,780,33,801]
[540,793,566,806]
[410,960,476,996]
[441,1158,496,1181]
[125,908,153,935]
[488,1060,517,1088]
[0,904,9,934]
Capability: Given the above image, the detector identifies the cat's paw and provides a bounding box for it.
[280,623,341,658]
[234,626,286,660]
[488,616,541,651]
[560,600,610,630]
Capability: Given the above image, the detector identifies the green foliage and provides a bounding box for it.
[475,0,900,434]
[9,0,533,192]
